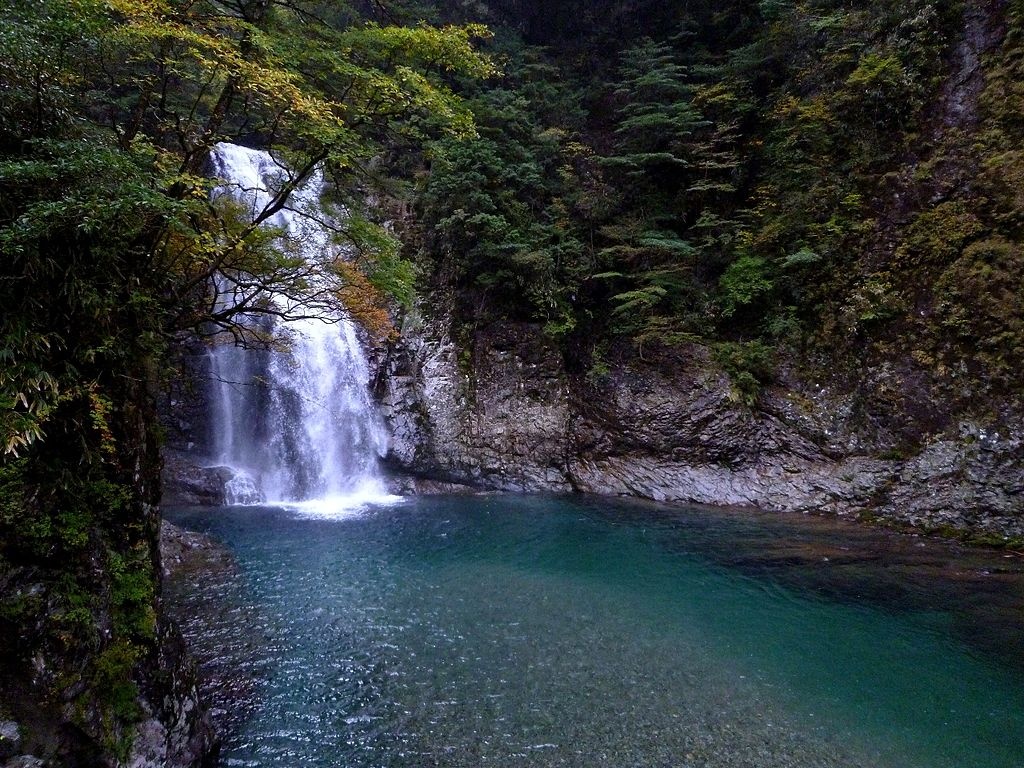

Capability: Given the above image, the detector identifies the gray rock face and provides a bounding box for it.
[0,723,21,763]
[378,309,573,493]
[875,424,1024,537]
[162,452,234,507]
[126,653,210,768]
[377,305,1024,541]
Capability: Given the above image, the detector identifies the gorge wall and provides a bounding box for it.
[0,376,216,768]
[370,0,1024,545]
[376,303,1024,543]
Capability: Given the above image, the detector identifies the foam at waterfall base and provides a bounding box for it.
[224,470,263,505]
[269,480,404,520]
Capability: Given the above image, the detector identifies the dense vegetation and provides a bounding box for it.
[2,0,1024,762]
[0,0,489,760]
[410,0,1024,407]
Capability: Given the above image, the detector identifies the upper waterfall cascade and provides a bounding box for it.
[205,142,394,511]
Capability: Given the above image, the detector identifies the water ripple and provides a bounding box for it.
[166,495,1024,768]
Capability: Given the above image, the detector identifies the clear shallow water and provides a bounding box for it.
[165,496,1024,768]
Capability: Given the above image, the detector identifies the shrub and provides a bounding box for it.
[712,340,775,406]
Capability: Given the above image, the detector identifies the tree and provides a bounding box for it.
[0,0,494,454]
[603,38,709,185]
[593,36,743,345]
[0,1,492,759]
[418,74,592,332]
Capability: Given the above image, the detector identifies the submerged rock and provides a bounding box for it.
[160,521,235,579]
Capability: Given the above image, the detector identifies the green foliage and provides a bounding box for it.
[586,33,745,345]
[842,53,915,129]
[0,589,44,634]
[407,0,1001,372]
[84,640,144,760]
[933,237,1024,373]
[419,78,592,328]
[0,461,29,534]
[843,273,905,330]
[896,203,984,270]
[712,341,775,407]
[718,255,774,318]
[604,38,708,180]
[0,460,54,558]
[109,549,157,641]
[92,642,142,721]
[715,0,959,342]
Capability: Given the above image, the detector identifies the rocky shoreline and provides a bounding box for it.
[160,305,1024,546]
[372,307,1024,544]
[159,521,257,762]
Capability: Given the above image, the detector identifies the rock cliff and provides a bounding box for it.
[0,378,216,768]
[376,304,1024,542]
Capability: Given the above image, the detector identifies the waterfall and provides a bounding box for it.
[205,142,394,511]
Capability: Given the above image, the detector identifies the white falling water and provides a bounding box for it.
[206,143,396,513]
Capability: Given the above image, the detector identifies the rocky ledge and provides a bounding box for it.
[374,306,1024,543]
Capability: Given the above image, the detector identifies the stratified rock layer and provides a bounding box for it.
[375,305,1024,541]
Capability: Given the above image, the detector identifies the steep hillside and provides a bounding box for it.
[377,0,1024,542]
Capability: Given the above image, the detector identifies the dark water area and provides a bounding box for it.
[164,495,1024,768]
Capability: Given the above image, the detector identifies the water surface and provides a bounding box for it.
[166,495,1024,768]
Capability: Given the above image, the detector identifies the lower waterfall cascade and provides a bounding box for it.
[204,142,395,511]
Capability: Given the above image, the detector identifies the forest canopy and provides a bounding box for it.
[0,0,493,455]
[402,0,1024,407]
